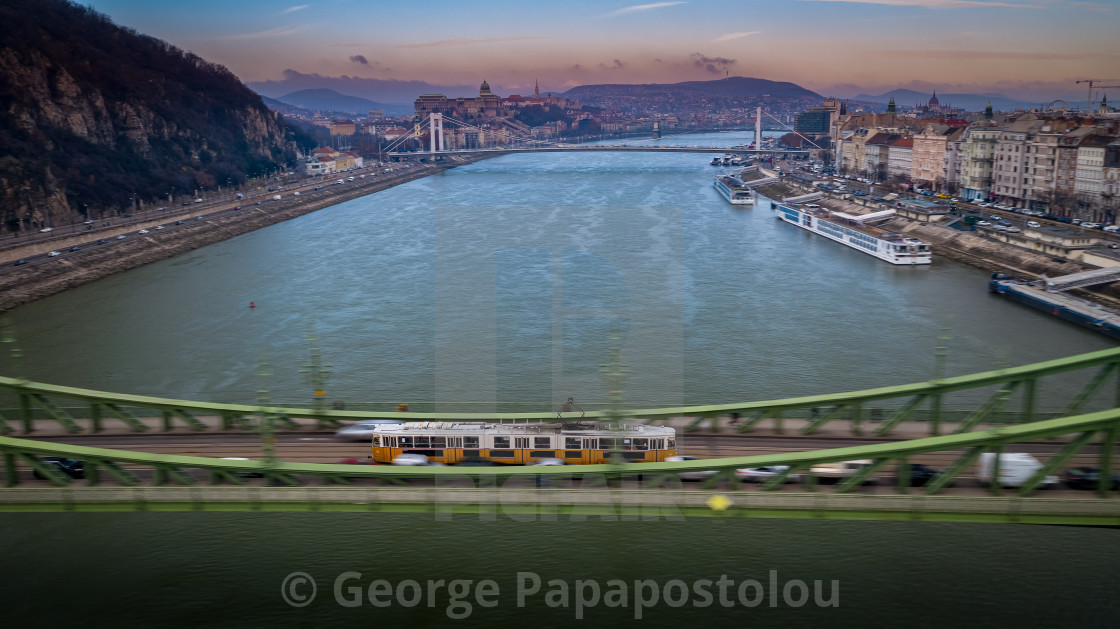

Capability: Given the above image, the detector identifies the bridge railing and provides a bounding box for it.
[2,346,1120,437]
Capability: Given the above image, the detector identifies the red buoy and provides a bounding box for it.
[250,301,255,308]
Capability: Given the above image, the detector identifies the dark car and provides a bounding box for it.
[13,259,27,266]
[897,463,947,487]
[69,245,80,251]
[1064,466,1120,490]
[33,457,85,480]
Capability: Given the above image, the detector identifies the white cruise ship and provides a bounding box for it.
[714,175,754,206]
[772,202,931,265]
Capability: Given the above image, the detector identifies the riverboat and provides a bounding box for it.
[772,202,931,264]
[714,175,754,206]
[371,421,678,465]
[988,273,1120,339]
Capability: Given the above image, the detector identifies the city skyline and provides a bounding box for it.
[83,0,1120,102]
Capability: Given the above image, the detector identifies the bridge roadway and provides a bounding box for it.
[389,145,807,158]
[7,429,1104,499]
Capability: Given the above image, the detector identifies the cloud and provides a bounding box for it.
[598,59,626,70]
[397,36,547,49]
[713,31,760,42]
[349,55,369,65]
[219,26,311,40]
[280,4,309,13]
[691,53,736,74]
[602,2,686,17]
[799,0,1044,8]
[871,49,1118,60]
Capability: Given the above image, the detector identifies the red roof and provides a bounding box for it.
[891,137,914,148]
[317,156,334,162]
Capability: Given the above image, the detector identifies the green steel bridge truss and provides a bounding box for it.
[3,345,1120,437]
[2,347,1120,522]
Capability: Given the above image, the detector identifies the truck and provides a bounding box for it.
[976,453,1057,488]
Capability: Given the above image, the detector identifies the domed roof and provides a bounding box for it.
[928,91,939,107]
[480,79,492,95]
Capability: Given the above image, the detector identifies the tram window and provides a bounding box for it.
[534,437,551,448]
[633,438,648,450]
[600,438,617,450]
[494,436,510,448]
[565,437,581,449]
[372,435,381,447]
[585,438,597,450]
[621,439,633,450]
[464,436,480,448]
[415,435,430,448]
[515,437,529,449]
[431,436,446,447]
[668,439,676,449]
[399,436,413,447]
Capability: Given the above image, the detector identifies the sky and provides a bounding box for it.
[88,0,1120,102]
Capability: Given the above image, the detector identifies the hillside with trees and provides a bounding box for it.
[0,0,302,232]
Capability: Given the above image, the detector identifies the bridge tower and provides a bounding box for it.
[755,106,762,149]
[652,121,660,139]
[429,113,444,152]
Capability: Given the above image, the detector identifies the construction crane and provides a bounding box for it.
[1075,79,1120,111]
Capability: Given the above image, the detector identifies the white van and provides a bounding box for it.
[976,453,1057,488]
[1027,221,1041,228]
[1103,225,1120,233]
[272,194,281,200]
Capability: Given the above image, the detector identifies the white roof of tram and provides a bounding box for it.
[372,421,675,437]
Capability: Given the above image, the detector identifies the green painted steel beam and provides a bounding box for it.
[3,346,1120,426]
[925,446,985,495]
[1,409,1120,484]
[836,458,892,493]
[956,382,1020,434]
[801,405,846,435]
[1063,363,1117,417]
[874,394,927,436]
[100,403,147,432]
[30,394,80,433]
[1017,430,1097,497]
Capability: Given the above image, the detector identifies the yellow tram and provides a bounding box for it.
[370,421,677,465]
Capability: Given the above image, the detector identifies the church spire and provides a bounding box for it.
[534,78,540,99]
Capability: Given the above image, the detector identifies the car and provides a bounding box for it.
[13,259,27,266]
[47,250,60,256]
[196,216,204,220]
[391,453,443,466]
[175,220,183,225]
[897,463,949,487]
[116,234,126,239]
[194,198,203,203]
[234,206,242,210]
[334,419,405,441]
[976,221,991,226]
[155,225,164,230]
[1104,225,1120,233]
[138,229,149,234]
[809,460,876,484]
[39,227,53,232]
[665,455,718,481]
[990,215,1002,220]
[315,185,324,190]
[69,245,80,251]
[182,201,192,206]
[32,457,85,480]
[735,466,798,483]
[1063,466,1120,490]
[1081,222,1102,229]
[527,458,565,466]
[1006,227,1021,233]
[1027,221,1041,228]
[337,179,345,184]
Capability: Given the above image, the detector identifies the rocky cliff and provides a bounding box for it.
[0,0,299,232]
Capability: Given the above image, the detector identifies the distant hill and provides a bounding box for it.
[853,89,1043,112]
[260,96,316,118]
[0,0,301,230]
[274,88,404,115]
[247,70,472,112]
[562,76,822,101]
